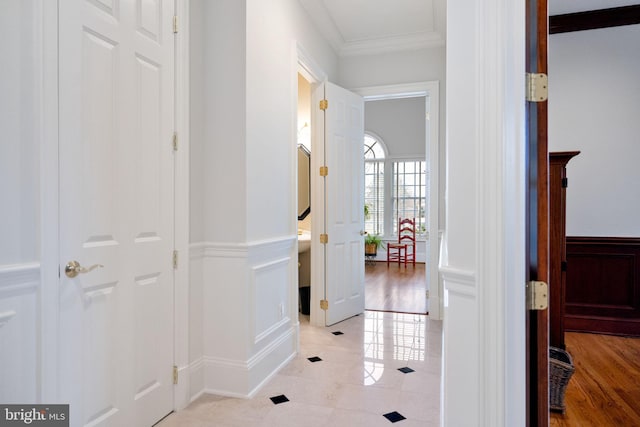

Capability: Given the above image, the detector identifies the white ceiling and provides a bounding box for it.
[298,0,446,57]
[300,0,637,57]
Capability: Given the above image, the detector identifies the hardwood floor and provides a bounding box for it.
[364,262,427,314]
[550,332,640,426]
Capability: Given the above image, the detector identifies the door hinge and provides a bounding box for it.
[172,132,178,151]
[319,99,328,110]
[319,166,328,176]
[320,233,328,244]
[173,15,178,34]
[320,299,329,310]
[526,73,548,102]
[526,281,548,311]
[173,365,178,384]
[173,250,178,269]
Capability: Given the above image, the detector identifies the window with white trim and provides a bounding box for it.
[364,134,385,235]
[364,134,427,238]
[392,160,426,235]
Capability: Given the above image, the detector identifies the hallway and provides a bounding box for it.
[158,311,442,426]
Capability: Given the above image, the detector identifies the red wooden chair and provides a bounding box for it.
[387,217,416,268]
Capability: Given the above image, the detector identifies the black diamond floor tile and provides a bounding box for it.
[307,356,322,362]
[383,411,407,423]
[269,394,289,405]
[398,367,415,374]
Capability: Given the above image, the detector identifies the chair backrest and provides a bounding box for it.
[397,217,416,245]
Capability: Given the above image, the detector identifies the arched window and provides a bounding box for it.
[364,134,386,235]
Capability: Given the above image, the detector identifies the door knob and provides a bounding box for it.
[360,230,366,236]
[65,260,104,278]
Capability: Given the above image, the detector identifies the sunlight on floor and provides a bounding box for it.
[157,311,442,427]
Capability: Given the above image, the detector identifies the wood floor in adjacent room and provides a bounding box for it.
[550,331,640,427]
[365,262,427,314]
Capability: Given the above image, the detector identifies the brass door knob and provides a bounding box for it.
[65,260,104,278]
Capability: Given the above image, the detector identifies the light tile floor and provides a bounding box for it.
[157,311,442,427]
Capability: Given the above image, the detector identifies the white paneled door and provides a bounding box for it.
[58,1,175,426]
[316,82,365,326]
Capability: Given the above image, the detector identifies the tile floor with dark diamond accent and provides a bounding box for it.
[383,411,407,423]
[269,394,290,405]
[156,311,442,427]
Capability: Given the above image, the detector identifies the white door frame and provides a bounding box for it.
[353,82,441,320]
[172,0,191,410]
[294,43,327,327]
[38,0,191,410]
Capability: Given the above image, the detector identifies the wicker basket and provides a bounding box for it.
[549,346,575,413]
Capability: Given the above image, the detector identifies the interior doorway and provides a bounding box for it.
[296,71,313,323]
[357,83,441,319]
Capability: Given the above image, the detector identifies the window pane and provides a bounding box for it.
[364,135,385,160]
[392,160,427,235]
[364,161,384,235]
[364,134,385,235]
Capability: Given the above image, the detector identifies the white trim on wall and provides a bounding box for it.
[193,237,297,397]
[0,263,40,294]
[442,0,526,425]
[0,262,40,403]
[295,42,326,328]
[173,0,191,411]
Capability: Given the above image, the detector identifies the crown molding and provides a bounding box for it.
[338,32,444,57]
[299,0,445,57]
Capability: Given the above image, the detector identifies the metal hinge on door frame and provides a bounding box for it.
[319,166,328,176]
[320,299,329,310]
[319,99,328,110]
[173,15,178,34]
[319,234,328,244]
[525,73,548,102]
[173,365,178,384]
[172,132,178,151]
[173,250,178,269]
[526,281,548,310]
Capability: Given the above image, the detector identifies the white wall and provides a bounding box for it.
[549,24,640,237]
[339,47,446,228]
[338,47,446,90]
[245,0,337,240]
[365,97,426,158]
[0,0,39,265]
[0,0,41,404]
[189,0,338,398]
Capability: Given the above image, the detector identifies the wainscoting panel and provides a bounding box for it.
[0,263,40,403]
[440,266,479,426]
[565,237,640,336]
[192,236,297,398]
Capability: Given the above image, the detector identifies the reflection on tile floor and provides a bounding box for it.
[157,311,442,427]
